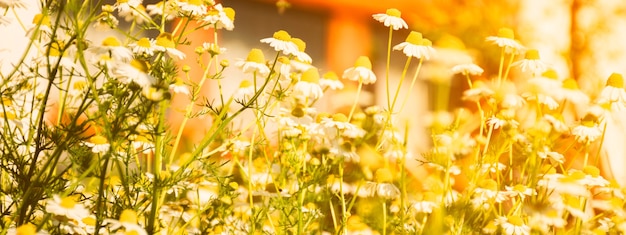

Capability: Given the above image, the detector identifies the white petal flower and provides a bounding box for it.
[372,8,408,30]
[393,31,436,60]
[260,30,299,55]
[342,56,376,84]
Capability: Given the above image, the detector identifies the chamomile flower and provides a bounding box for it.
[114,0,142,15]
[45,195,90,222]
[93,12,119,30]
[187,181,219,206]
[0,0,26,8]
[372,8,408,30]
[528,210,567,232]
[26,13,52,38]
[527,69,562,91]
[132,134,155,154]
[129,37,158,57]
[169,77,190,95]
[452,63,484,76]
[472,179,509,208]
[486,27,525,53]
[201,4,235,30]
[342,56,377,84]
[142,86,164,101]
[462,80,495,102]
[537,148,565,164]
[122,4,149,24]
[290,37,312,63]
[83,135,110,153]
[557,78,589,105]
[235,48,270,77]
[178,0,207,18]
[233,80,256,102]
[486,114,519,130]
[107,209,148,235]
[155,33,186,60]
[523,93,559,110]
[201,42,227,57]
[34,41,77,69]
[113,59,155,88]
[91,36,133,61]
[571,113,602,143]
[596,73,626,111]
[293,68,323,100]
[512,49,549,75]
[393,31,435,60]
[319,71,344,90]
[495,215,531,235]
[362,168,400,200]
[260,30,299,56]
[411,192,439,214]
[503,184,537,200]
[146,1,177,21]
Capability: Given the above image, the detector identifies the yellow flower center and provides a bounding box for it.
[606,73,624,88]
[16,224,37,235]
[117,0,128,3]
[567,170,586,181]
[385,8,401,17]
[497,27,515,39]
[156,34,176,48]
[479,179,498,191]
[130,59,150,73]
[512,184,526,192]
[583,165,600,177]
[301,68,320,84]
[323,71,339,81]
[246,48,266,64]
[72,81,86,90]
[49,41,64,57]
[291,38,306,52]
[188,0,202,6]
[4,111,17,120]
[332,113,348,122]
[136,38,152,48]
[346,216,368,230]
[546,210,559,218]
[291,106,305,117]
[273,30,292,41]
[102,36,122,47]
[422,191,437,201]
[354,56,372,69]
[420,38,433,47]
[524,49,540,60]
[82,216,96,226]
[125,230,140,235]
[224,7,236,21]
[239,80,252,88]
[375,168,394,183]
[507,215,524,226]
[541,69,558,79]
[562,78,579,90]
[32,14,50,26]
[2,97,12,106]
[60,197,77,209]
[119,209,138,224]
[252,157,267,171]
[405,31,423,45]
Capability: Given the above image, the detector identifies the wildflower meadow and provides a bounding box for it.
[1,0,626,234]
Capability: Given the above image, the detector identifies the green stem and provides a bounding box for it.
[347,81,363,122]
[385,27,393,111]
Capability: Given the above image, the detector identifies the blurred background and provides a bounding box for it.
[177,0,626,151]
